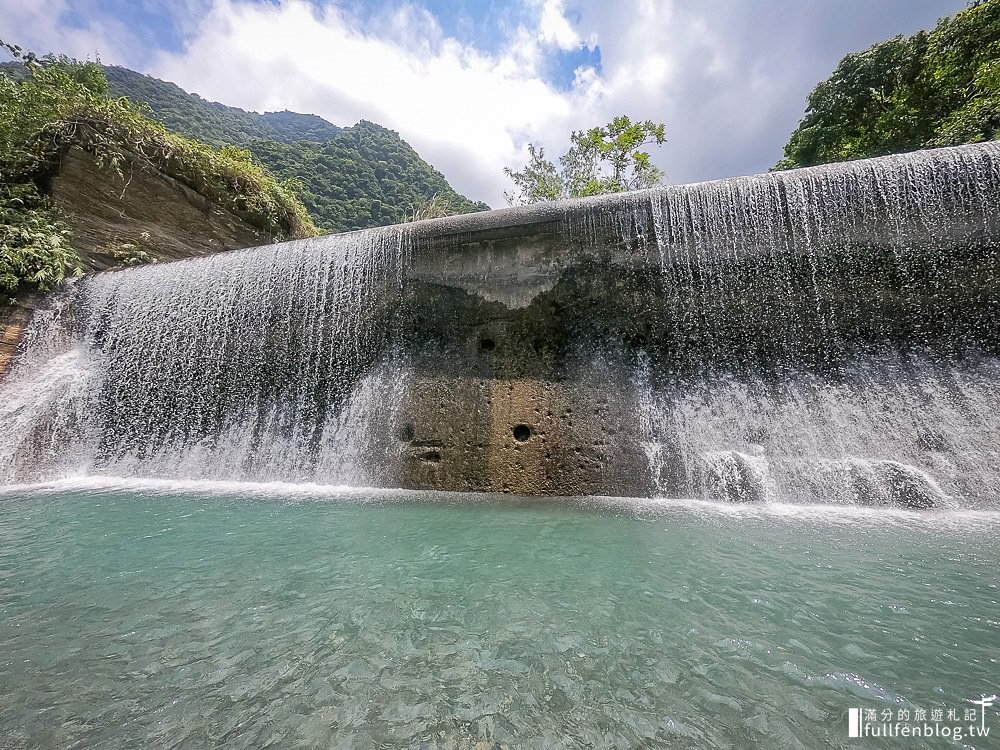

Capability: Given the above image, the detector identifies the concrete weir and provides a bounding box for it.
[397,143,1000,499]
[2,143,999,505]
[399,198,658,496]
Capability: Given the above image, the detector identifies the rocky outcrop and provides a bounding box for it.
[49,147,274,271]
[0,294,40,379]
[1,146,279,379]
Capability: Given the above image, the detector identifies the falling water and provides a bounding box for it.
[633,144,1000,507]
[1,144,998,507]
[0,229,411,485]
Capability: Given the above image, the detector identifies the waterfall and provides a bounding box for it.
[1,143,998,506]
[0,229,411,485]
[634,145,1000,507]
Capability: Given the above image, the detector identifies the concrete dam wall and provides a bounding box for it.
[2,143,999,507]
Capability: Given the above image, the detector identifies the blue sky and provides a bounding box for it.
[1,0,967,207]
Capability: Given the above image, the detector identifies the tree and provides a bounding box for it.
[774,0,1000,170]
[503,144,563,204]
[504,115,667,204]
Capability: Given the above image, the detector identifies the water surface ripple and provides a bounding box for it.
[1,482,997,749]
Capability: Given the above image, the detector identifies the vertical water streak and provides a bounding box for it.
[1,144,997,506]
[0,227,412,485]
[635,144,1000,506]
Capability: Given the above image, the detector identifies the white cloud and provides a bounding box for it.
[1,0,968,208]
[141,0,726,206]
[538,0,582,51]
[144,0,599,207]
[0,0,135,65]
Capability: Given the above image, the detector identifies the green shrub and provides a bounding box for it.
[107,231,155,268]
[0,184,81,304]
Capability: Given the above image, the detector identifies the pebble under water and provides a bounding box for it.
[1,482,997,749]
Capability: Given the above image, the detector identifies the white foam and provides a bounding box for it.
[3,475,999,532]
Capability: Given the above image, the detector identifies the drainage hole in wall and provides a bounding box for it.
[480,337,496,352]
[420,450,441,462]
[512,424,532,442]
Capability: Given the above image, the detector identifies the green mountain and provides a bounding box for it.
[102,66,489,232]
[103,66,343,147]
[775,0,1000,170]
[249,122,489,232]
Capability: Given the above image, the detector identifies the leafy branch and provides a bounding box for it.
[504,115,667,205]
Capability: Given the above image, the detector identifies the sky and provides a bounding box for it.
[0,0,967,208]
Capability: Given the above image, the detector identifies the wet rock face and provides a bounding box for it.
[699,451,770,503]
[0,295,40,379]
[395,371,650,497]
[391,144,1000,499]
[395,226,656,497]
[860,461,943,509]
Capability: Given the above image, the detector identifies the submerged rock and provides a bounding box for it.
[868,460,944,510]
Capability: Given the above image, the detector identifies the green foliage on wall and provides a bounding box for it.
[0,184,80,304]
[776,0,1000,169]
[96,66,489,232]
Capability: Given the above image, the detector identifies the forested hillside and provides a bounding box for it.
[103,67,343,147]
[102,66,489,232]
[775,0,1000,169]
[251,122,490,231]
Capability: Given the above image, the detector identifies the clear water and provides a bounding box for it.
[1,481,997,749]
